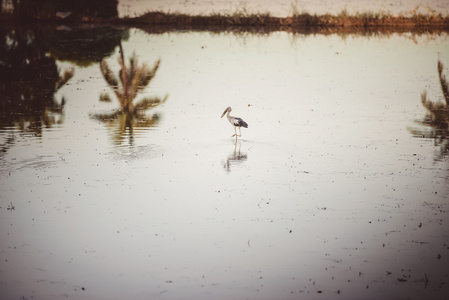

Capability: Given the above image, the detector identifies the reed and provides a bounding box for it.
[417,59,449,131]
[420,90,448,129]
[409,58,449,159]
[123,8,449,30]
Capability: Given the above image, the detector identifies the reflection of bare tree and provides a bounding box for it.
[223,142,248,172]
[410,57,449,158]
[93,44,167,146]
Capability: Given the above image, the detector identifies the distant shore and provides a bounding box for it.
[125,11,449,33]
[127,10,449,28]
[2,10,449,32]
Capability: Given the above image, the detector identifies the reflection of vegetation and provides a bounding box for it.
[420,60,449,129]
[410,58,449,157]
[6,0,118,21]
[45,26,129,67]
[93,45,167,146]
[0,25,74,136]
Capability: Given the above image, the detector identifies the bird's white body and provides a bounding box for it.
[221,107,248,138]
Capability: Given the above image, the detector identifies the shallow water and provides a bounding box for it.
[1,27,449,299]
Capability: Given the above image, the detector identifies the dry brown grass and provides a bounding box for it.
[122,10,449,30]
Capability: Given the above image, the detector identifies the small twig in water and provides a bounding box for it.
[424,273,429,288]
[7,202,15,211]
[411,240,430,245]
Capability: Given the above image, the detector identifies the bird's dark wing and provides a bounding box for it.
[233,117,248,128]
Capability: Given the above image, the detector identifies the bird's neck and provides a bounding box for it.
[226,112,232,121]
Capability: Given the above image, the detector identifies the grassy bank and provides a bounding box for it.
[2,8,449,32]
[122,10,449,30]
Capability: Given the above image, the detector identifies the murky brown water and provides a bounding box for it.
[1,25,449,300]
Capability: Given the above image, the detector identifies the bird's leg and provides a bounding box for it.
[238,127,242,137]
[232,127,237,137]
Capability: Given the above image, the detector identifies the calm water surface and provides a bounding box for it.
[1,27,449,299]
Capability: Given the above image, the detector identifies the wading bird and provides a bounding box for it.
[221,107,248,138]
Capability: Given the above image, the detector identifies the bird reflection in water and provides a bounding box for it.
[223,142,248,172]
[92,44,168,146]
[410,56,449,160]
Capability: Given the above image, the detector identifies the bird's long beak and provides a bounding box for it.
[221,109,227,118]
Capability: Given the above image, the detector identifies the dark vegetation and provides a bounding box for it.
[0,23,129,134]
[2,0,118,21]
[0,25,73,134]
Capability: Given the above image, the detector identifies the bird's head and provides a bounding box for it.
[221,107,231,118]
